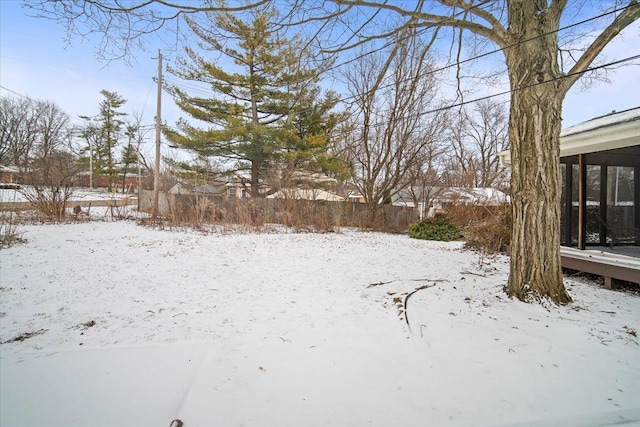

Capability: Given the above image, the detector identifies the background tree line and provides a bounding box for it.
[1,90,155,194]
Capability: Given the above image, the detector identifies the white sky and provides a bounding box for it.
[1,0,639,158]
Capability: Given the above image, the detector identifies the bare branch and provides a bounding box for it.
[21,0,271,62]
[560,1,640,93]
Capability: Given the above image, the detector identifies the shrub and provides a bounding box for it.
[0,210,25,248]
[20,186,73,221]
[408,214,463,242]
[463,204,512,254]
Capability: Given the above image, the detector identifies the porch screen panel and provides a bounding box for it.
[560,164,567,245]
[607,166,635,243]
[585,165,601,244]
[571,164,579,245]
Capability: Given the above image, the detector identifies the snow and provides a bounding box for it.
[0,187,135,204]
[561,106,640,137]
[1,220,639,427]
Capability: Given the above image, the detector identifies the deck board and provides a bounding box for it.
[561,246,640,287]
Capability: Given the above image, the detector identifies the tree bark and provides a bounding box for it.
[504,1,571,304]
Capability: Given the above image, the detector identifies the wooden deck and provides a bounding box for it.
[561,245,640,288]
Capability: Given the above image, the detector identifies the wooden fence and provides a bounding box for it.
[139,190,418,231]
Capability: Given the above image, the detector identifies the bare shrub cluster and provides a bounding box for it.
[446,203,512,254]
[0,209,25,248]
[271,199,336,232]
[147,194,417,233]
[166,197,337,233]
[19,186,73,221]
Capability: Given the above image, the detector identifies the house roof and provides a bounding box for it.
[393,187,508,207]
[499,106,640,165]
[0,165,20,173]
[266,188,345,202]
[168,182,223,195]
[192,184,222,195]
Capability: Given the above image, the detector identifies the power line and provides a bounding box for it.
[167,3,635,119]
[328,52,640,134]
[0,85,28,98]
[318,0,495,74]
[157,2,638,144]
[331,3,632,109]
[411,53,640,121]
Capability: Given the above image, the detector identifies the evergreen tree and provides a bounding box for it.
[81,90,127,188]
[120,123,139,193]
[276,87,348,190]
[165,7,340,197]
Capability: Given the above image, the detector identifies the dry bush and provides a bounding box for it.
[446,203,497,227]
[0,209,25,248]
[20,186,73,221]
[169,196,222,228]
[19,150,80,221]
[149,191,415,234]
[357,208,385,231]
[453,203,512,254]
[220,198,264,228]
[166,196,264,231]
[274,199,337,233]
[105,199,137,220]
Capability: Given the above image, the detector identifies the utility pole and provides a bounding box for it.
[89,139,93,189]
[152,52,162,219]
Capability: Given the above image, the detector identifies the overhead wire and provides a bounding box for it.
[420,53,640,116]
[330,3,633,110]
[160,2,638,136]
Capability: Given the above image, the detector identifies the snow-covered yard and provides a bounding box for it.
[1,220,639,427]
[0,187,135,204]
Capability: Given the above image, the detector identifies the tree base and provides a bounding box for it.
[505,282,572,306]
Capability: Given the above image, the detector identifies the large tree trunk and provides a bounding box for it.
[504,1,571,304]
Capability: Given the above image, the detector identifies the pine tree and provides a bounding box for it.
[81,90,127,189]
[120,124,139,193]
[165,7,340,197]
[276,87,348,190]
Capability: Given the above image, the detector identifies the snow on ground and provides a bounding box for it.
[0,220,639,427]
[0,187,135,203]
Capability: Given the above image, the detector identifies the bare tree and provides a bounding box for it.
[0,96,39,168]
[446,114,477,188]
[403,140,448,219]
[447,99,509,189]
[34,100,72,159]
[22,0,270,62]
[2,99,80,220]
[1,96,72,171]
[341,34,447,218]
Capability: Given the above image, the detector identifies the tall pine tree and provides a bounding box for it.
[81,90,127,189]
[165,6,341,197]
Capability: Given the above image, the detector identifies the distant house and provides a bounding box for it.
[0,165,20,188]
[393,186,509,219]
[266,188,345,202]
[191,184,223,196]
[344,191,365,204]
[168,182,223,196]
[223,172,338,199]
[222,175,272,198]
[167,182,192,195]
[288,171,338,188]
